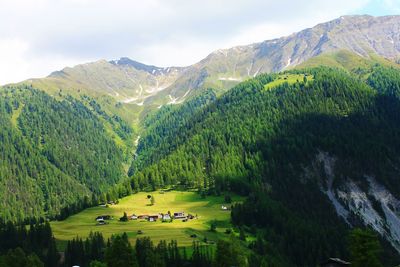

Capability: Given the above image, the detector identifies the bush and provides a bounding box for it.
[210,221,217,232]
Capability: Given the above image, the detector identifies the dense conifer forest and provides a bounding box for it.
[129,67,400,193]
[0,86,127,221]
[124,66,400,266]
[0,221,387,267]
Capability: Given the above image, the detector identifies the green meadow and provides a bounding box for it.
[264,73,313,90]
[51,191,243,251]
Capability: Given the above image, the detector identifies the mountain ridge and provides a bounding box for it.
[19,15,400,109]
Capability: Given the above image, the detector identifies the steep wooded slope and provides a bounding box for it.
[0,86,126,221]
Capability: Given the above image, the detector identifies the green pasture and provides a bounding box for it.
[51,191,243,251]
[264,73,313,90]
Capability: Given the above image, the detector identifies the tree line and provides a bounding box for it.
[0,220,386,267]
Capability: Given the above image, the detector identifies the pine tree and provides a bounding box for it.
[350,228,383,267]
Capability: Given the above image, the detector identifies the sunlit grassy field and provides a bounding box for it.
[264,73,313,90]
[51,191,243,250]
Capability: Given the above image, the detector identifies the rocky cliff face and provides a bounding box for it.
[316,151,400,252]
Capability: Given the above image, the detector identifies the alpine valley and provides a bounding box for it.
[2,14,400,267]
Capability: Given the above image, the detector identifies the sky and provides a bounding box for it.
[0,0,399,84]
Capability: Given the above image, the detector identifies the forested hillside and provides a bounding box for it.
[127,66,400,266]
[130,88,217,175]
[0,86,127,222]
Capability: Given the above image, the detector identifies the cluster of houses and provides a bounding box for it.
[130,211,196,222]
[95,211,197,225]
[95,215,113,225]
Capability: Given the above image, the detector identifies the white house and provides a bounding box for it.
[162,214,171,220]
[148,215,159,222]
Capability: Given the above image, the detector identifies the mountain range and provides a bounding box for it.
[21,15,400,110]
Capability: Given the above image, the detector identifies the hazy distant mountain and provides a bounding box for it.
[23,15,400,111]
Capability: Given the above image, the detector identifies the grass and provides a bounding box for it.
[51,191,243,251]
[10,104,24,129]
[294,50,400,72]
[264,74,313,90]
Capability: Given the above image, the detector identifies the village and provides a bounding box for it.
[94,192,231,226]
[51,191,239,252]
[95,211,199,225]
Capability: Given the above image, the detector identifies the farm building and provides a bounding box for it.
[138,215,149,219]
[147,215,159,222]
[320,258,350,267]
[221,205,229,210]
[95,215,112,221]
[130,214,138,220]
[174,212,186,219]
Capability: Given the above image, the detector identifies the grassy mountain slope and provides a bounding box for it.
[25,60,166,126]
[29,59,183,104]
[51,191,243,249]
[295,49,400,72]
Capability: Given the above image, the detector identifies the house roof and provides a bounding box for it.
[321,258,351,265]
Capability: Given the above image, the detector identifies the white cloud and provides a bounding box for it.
[0,39,90,84]
[383,0,400,12]
[0,39,30,84]
[0,0,383,84]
